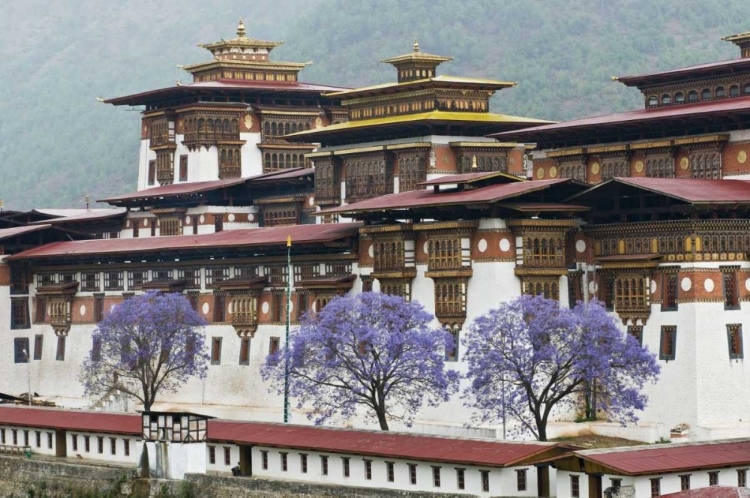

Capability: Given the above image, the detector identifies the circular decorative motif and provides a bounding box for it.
[309,197,315,206]
[681,277,692,292]
[634,160,644,173]
[227,301,232,314]
[575,240,587,254]
[703,278,714,293]
[477,239,488,253]
[244,114,253,130]
[368,244,374,259]
[680,157,690,170]
[288,301,294,313]
[499,238,511,252]
[248,213,255,222]
[199,215,205,224]
[650,280,657,294]
[261,302,270,314]
[549,166,558,179]
[738,150,748,164]
[591,162,600,175]
[228,213,236,222]
[588,281,598,294]
[202,302,210,315]
[185,216,191,225]
[143,219,149,227]
[79,305,86,316]
[536,168,545,180]
[423,241,429,255]
[314,117,323,129]
[745,277,750,292]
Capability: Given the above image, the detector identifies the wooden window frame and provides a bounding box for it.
[47,432,53,449]
[148,160,156,186]
[627,325,643,346]
[320,455,328,475]
[432,466,441,488]
[179,155,188,182]
[210,337,222,365]
[662,274,678,311]
[408,463,417,485]
[261,450,268,470]
[56,335,66,361]
[239,337,250,365]
[14,337,29,363]
[213,292,227,323]
[81,272,101,292]
[11,298,30,330]
[738,469,747,488]
[224,447,231,466]
[124,439,130,457]
[300,453,308,474]
[92,335,102,362]
[728,324,744,360]
[97,436,103,454]
[93,294,104,323]
[659,326,677,361]
[342,457,350,478]
[723,271,740,309]
[680,475,690,491]
[84,436,90,453]
[110,437,116,455]
[71,434,77,452]
[481,469,490,492]
[651,478,661,497]
[364,459,372,480]
[571,475,580,498]
[208,445,215,464]
[33,334,43,361]
[516,468,527,491]
[387,461,395,482]
[709,471,719,486]
[103,271,124,291]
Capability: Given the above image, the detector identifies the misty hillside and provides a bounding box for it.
[2,0,750,209]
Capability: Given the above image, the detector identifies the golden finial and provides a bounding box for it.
[413,39,420,53]
[237,19,247,38]
[85,194,90,209]
[0,199,4,211]
[471,155,478,170]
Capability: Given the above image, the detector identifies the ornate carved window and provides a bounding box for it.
[458,153,508,174]
[344,155,394,203]
[558,160,586,181]
[628,325,643,346]
[264,265,289,287]
[262,205,299,227]
[205,267,229,288]
[218,147,242,179]
[690,150,722,179]
[662,274,678,311]
[103,271,124,291]
[11,265,30,295]
[160,218,182,236]
[601,156,629,181]
[149,118,174,147]
[178,268,202,289]
[156,151,174,185]
[81,272,100,292]
[522,278,559,300]
[182,115,240,149]
[645,153,674,178]
[214,214,224,233]
[379,280,411,300]
[213,293,227,323]
[35,297,46,323]
[660,326,677,361]
[374,239,406,272]
[434,280,467,318]
[722,268,739,309]
[523,235,564,267]
[128,270,149,288]
[314,159,341,205]
[614,275,649,315]
[37,273,56,286]
[398,154,427,192]
[293,264,320,283]
[325,262,352,276]
[727,324,743,360]
[14,337,29,363]
[231,294,259,336]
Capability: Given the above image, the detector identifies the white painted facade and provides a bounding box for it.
[67,431,140,464]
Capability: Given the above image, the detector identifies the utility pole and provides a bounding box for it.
[283,235,292,423]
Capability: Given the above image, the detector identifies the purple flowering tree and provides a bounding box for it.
[463,295,660,441]
[79,291,209,411]
[261,292,459,430]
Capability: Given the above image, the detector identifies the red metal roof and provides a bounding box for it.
[321,179,570,215]
[0,406,140,436]
[209,420,558,467]
[8,223,362,261]
[99,178,250,203]
[613,178,750,203]
[29,208,126,225]
[418,171,524,186]
[0,224,51,242]
[577,439,750,475]
[663,487,750,498]
[616,58,750,86]
[105,80,348,106]
[491,96,750,140]
[251,168,313,182]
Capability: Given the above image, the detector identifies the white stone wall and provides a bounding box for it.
[250,445,538,497]
[67,431,140,464]
[0,425,57,456]
[206,443,240,474]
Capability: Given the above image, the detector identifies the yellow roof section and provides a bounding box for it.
[324,75,516,98]
[382,41,452,65]
[722,31,750,43]
[288,111,554,138]
[199,20,283,51]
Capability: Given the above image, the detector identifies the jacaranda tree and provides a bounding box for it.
[463,295,660,441]
[79,291,209,411]
[261,292,459,430]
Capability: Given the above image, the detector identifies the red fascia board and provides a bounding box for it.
[7,223,362,261]
[104,80,348,105]
[0,224,51,241]
[208,420,557,468]
[616,58,750,86]
[321,180,568,215]
[579,440,750,476]
[0,406,140,436]
[490,96,750,140]
[615,178,750,203]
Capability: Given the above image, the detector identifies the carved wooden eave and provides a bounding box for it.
[514,267,568,277]
[215,276,269,294]
[138,279,188,293]
[35,281,79,296]
[595,254,663,271]
[425,268,473,279]
[295,274,356,293]
[372,268,418,280]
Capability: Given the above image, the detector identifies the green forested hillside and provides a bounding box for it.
[2,0,750,209]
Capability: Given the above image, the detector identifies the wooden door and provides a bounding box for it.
[537,465,550,497]
[589,474,602,498]
[239,445,252,476]
[55,430,66,457]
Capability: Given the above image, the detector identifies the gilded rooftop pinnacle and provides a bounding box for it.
[237,19,247,38]
[413,40,420,53]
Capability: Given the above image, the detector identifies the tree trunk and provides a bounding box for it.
[375,407,389,431]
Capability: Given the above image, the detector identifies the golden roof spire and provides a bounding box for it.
[237,19,246,38]
[413,40,420,53]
